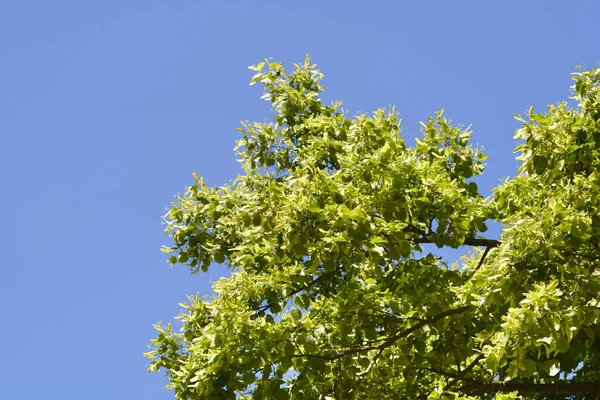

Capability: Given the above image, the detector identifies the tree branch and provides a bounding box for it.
[378,306,471,349]
[444,354,484,390]
[460,381,600,396]
[255,268,340,314]
[415,237,501,248]
[473,247,492,273]
[403,225,502,249]
[290,306,471,361]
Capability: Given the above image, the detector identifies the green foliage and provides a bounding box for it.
[146,57,600,399]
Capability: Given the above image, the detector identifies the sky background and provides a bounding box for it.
[2,1,599,398]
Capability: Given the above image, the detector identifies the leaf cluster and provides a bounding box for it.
[147,58,600,399]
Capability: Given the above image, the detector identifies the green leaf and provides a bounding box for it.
[314,325,326,337]
[358,357,370,368]
[323,260,336,272]
[589,169,600,187]
[537,336,553,345]
[556,338,569,353]
[543,360,561,377]
[308,202,323,213]
[248,61,265,71]
[519,359,536,377]
[293,243,305,256]
[486,352,498,372]
[269,302,282,313]
[399,240,412,256]
[294,294,310,310]
[570,218,590,239]
[467,181,478,194]
[214,252,225,264]
[507,362,519,379]
[369,236,386,244]
[290,308,302,321]
[532,155,548,174]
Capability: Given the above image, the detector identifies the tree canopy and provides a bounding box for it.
[146,57,600,399]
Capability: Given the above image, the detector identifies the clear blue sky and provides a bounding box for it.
[2,1,598,398]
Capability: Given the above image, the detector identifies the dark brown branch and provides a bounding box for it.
[416,237,501,248]
[460,381,600,396]
[404,225,429,237]
[255,268,340,314]
[423,366,464,381]
[444,354,484,390]
[473,247,492,273]
[380,306,471,348]
[290,306,471,361]
[573,252,600,261]
[358,346,385,377]
[403,225,501,249]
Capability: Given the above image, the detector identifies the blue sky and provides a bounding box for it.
[2,1,598,398]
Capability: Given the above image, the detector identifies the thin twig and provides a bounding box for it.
[444,354,484,390]
[473,247,492,273]
[254,268,340,314]
[290,306,471,361]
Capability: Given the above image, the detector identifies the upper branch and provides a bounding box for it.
[415,237,501,248]
[404,225,501,248]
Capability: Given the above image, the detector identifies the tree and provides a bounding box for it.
[146,56,600,399]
